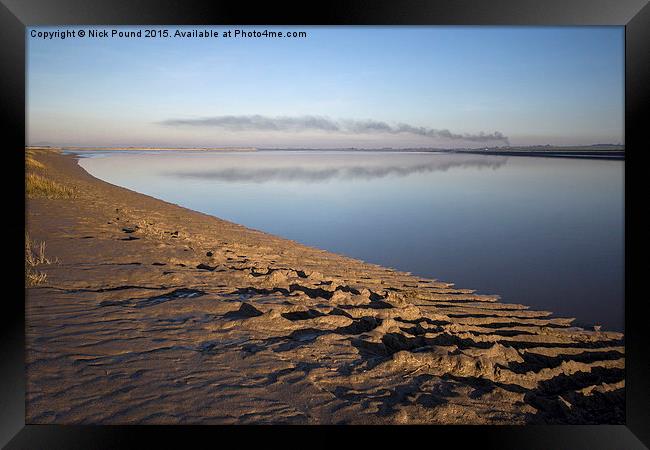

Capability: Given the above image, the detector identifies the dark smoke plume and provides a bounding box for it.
[158,115,509,145]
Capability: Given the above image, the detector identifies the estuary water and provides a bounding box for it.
[78,150,625,331]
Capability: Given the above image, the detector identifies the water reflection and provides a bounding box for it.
[79,151,624,331]
[166,154,508,183]
[165,155,508,183]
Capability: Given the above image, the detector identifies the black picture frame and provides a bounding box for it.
[2,0,648,447]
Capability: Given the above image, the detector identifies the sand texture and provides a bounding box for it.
[25,150,625,424]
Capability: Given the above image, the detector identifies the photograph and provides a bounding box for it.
[22,24,629,426]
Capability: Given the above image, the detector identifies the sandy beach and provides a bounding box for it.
[25,148,625,424]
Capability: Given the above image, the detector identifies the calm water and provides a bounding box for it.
[78,151,625,331]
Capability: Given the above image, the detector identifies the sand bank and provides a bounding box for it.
[25,149,624,424]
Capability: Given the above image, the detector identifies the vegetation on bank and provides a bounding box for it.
[26,173,76,199]
[26,150,76,199]
[25,150,65,286]
[25,234,55,286]
[25,155,45,170]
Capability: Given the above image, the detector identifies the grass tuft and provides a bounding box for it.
[25,234,55,287]
[26,173,76,199]
[26,155,45,171]
[26,270,48,286]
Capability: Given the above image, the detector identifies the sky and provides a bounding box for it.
[27,26,624,148]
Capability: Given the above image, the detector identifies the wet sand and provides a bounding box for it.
[25,149,625,424]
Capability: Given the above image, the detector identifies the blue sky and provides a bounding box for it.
[27,26,624,148]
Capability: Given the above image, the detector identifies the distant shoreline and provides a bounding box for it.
[257,148,625,160]
[28,146,258,152]
[449,150,625,160]
[28,146,625,160]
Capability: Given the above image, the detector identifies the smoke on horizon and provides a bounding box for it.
[158,115,510,145]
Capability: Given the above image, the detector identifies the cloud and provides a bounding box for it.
[158,115,510,145]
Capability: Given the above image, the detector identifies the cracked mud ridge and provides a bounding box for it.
[26,149,624,424]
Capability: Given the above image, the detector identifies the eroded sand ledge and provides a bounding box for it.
[26,149,624,424]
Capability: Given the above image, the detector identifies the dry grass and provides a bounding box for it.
[26,149,46,171]
[26,155,45,171]
[25,151,66,285]
[25,234,55,286]
[26,270,48,286]
[26,173,76,199]
[26,150,75,199]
